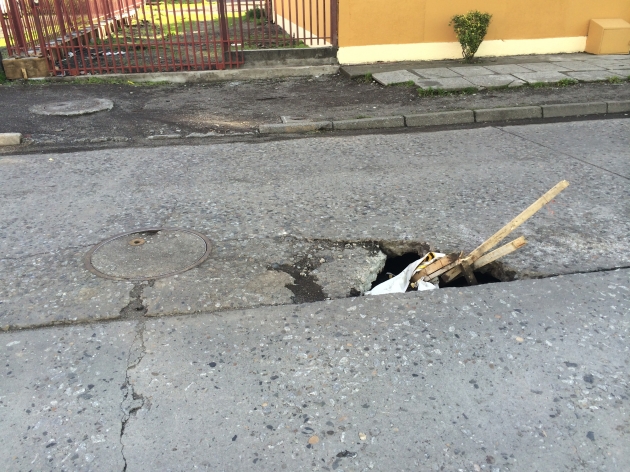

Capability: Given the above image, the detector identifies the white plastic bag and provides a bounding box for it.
[365,252,445,296]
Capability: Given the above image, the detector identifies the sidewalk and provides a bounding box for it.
[0,53,629,151]
[366,53,630,90]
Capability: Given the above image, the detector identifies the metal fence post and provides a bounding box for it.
[330,0,337,47]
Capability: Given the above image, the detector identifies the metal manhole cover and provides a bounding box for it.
[85,228,212,281]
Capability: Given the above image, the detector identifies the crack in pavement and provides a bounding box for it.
[0,244,95,262]
[119,316,148,471]
[496,126,630,181]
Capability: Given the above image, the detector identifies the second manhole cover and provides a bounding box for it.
[85,228,212,281]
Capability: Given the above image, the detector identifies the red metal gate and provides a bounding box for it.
[0,0,337,75]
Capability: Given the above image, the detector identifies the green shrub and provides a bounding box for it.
[247,7,265,19]
[450,11,492,62]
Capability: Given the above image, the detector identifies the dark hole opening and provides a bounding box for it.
[371,252,502,291]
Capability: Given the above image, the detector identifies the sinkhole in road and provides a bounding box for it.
[370,252,501,291]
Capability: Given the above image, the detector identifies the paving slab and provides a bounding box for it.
[484,64,533,74]
[551,60,605,71]
[466,74,522,88]
[415,77,476,90]
[412,67,460,79]
[448,66,494,77]
[609,69,630,78]
[580,59,630,70]
[511,71,571,84]
[0,322,136,471]
[119,269,630,471]
[371,70,420,86]
[565,70,623,82]
[519,62,572,72]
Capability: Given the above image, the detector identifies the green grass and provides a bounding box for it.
[417,87,477,97]
[353,72,373,84]
[0,71,6,84]
[607,76,623,84]
[557,78,578,87]
[391,80,416,87]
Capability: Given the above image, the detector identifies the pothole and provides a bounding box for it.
[85,228,212,281]
[371,251,505,292]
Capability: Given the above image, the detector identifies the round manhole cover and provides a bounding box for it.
[30,98,114,116]
[85,228,212,281]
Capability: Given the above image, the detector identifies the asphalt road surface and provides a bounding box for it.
[1,118,629,471]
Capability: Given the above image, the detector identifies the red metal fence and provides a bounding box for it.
[0,0,337,75]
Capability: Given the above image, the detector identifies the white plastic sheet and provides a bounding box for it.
[365,253,445,296]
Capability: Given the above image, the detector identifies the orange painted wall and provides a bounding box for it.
[338,0,630,47]
[276,0,331,42]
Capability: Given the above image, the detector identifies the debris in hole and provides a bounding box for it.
[367,180,569,295]
[367,252,446,295]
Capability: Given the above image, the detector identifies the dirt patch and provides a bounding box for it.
[1,76,629,152]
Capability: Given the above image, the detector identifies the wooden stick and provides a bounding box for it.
[467,180,568,262]
[441,181,568,283]
[472,236,527,270]
[409,253,460,284]
[460,259,478,285]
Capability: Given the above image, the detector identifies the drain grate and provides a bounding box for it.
[84,228,212,281]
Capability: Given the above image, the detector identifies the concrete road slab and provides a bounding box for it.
[142,239,387,317]
[120,269,630,471]
[501,119,630,179]
[371,70,420,86]
[2,120,629,325]
[0,249,132,330]
[512,71,571,83]
[448,66,494,76]
[413,67,461,79]
[519,63,572,72]
[0,322,136,471]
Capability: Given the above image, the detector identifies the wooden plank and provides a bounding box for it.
[460,259,478,285]
[472,236,527,270]
[409,253,460,285]
[467,180,568,263]
[441,181,568,283]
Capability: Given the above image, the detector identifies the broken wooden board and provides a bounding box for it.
[441,181,568,284]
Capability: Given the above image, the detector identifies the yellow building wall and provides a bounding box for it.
[337,0,630,63]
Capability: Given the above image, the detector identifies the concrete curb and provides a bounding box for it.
[474,106,542,123]
[257,100,629,135]
[333,116,404,130]
[259,121,332,134]
[49,65,340,84]
[405,110,474,127]
[542,102,607,118]
[0,133,22,146]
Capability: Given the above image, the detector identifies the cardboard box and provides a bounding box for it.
[1,57,50,79]
[586,19,630,55]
